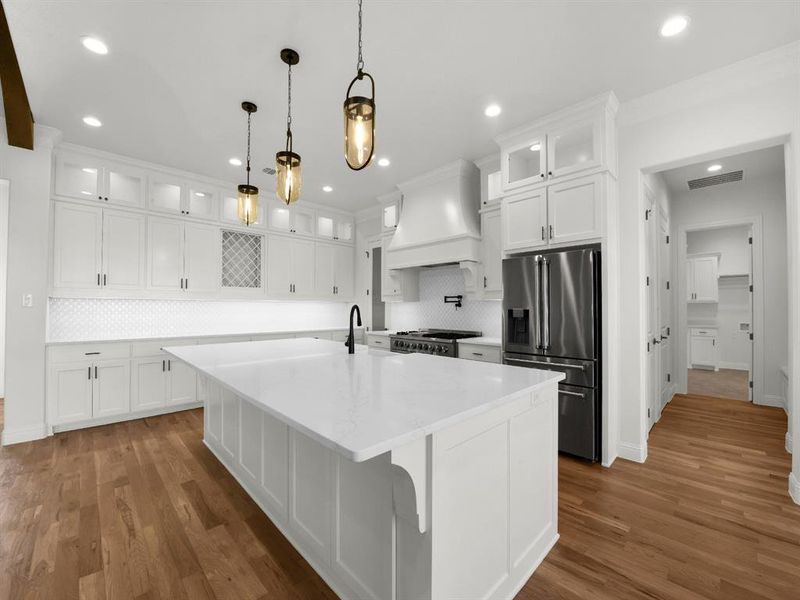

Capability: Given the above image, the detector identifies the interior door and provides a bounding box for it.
[52,202,103,289]
[291,239,316,296]
[167,359,197,405]
[148,217,184,290]
[102,209,146,289]
[93,359,130,418]
[747,228,754,401]
[314,242,336,297]
[334,244,354,298]
[267,236,293,294]
[645,188,657,430]
[184,223,221,293]
[131,357,167,411]
[658,209,672,411]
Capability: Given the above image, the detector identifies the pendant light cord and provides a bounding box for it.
[356,0,364,74]
[286,63,293,150]
[245,110,252,185]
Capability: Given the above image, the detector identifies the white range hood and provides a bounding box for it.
[386,159,481,271]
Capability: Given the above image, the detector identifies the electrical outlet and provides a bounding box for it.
[22,294,33,307]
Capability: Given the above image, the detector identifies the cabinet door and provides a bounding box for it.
[546,117,602,179]
[382,202,399,232]
[184,223,220,293]
[93,359,131,418]
[102,210,146,290]
[53,202,103,289]
[690,336,716,367]
[291,239,316,296]
[131,357,166,411]
[334,244,354,298]
[335,218,354,242]
[548,174,602,245]
[149,177,184,214]
[481,208,503,293]
[166,359,197,405]
[692,257,718,302]
[267,235,293,295]
[315,242,336,297]
[47,361,93,424]
[148,217,184,290]
[187,187,219,220]
[104,162,145,207]
[54,154,102,201]
[292,206,316,236]
[503,135,547,191]
[316,213,336,240]
[267,197,293,233]
[502,189,547,252]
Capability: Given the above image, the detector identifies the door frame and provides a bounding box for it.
[644,183,659,430]
[675,216,764,404]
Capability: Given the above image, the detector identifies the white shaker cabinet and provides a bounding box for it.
[104,162,147,207]
[689,328,718,369]
[52,202,103,289]
[334,244,354,298]
[167,358,197,405]
[481,207,503,297]
[546,117,602,180]
[148,217,184,290]
[92,360,131,418]
[102,209,146,290]
[502,189,547,251]
[131,357,168,411]
[687,256,719,303]
[316,242,354,298]
[147,217,221,293]
[54,151,145,208]
[547,174,602,245]
[184,223,221,293]
[267,236,315,296]
[47,361,94,424]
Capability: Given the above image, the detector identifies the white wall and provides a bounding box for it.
[0,125,59,444]
[687,226,751,275]
[616,42,800,476]
[674,176,786,399]
[0,180,8,397]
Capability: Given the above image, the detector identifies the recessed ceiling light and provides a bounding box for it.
[81,167,97,174]
[229,157,242,166]
[484,104,502,117]
[81,36,108,55]
[529,143,541,152]
[194,192,206,197]
[82,115,102,127]
[81,191,92,195]
[660,15,689,38]
[322,185,333,192]
[377,157,391,167]
[707,164,722,172]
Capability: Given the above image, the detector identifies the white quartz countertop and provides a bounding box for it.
[365,330,396,337]
[46,326,364,346]
[163,338,563,463]
[459,337,501,347]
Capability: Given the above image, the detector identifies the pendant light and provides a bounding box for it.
[237,101,259,226]
[343,0,375,170]
[276,48,301,204]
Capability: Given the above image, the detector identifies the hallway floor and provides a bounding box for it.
[688,367,750,400]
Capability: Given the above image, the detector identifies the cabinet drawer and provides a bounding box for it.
[132,338,196,357]
[690,328,717,338]
[458,343,501,363]
[367,334,390,348]
[48,342,130,363]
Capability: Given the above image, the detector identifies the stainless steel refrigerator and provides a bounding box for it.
[502,245,601,461]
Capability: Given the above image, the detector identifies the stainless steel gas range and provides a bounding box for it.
[389,329,482,357]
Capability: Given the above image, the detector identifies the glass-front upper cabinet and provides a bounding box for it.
[221,190,264,228]
[104,162,145,207]
[267,196,315,236]
[187,187,219,220]
[503,134,546,190]
[292,206,315,236]
[546,117,602,179]
[149,175,184,214]
[54,155,103,200]
[335,218,354,242]
[317,212,354,242]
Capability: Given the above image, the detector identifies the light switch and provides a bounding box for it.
[22,294,33,307]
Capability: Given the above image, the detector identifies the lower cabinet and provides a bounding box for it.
[47,359,130,425]
[457,343,501,363]
[689,328,718,369]
[131,355,197,411]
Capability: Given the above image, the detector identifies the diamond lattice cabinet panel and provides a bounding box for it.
[222,230,262,289]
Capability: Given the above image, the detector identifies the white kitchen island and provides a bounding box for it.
[163,338,563,600]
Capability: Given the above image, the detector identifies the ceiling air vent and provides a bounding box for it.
[687,170,743,190]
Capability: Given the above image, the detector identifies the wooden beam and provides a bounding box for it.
[0,0,33,149]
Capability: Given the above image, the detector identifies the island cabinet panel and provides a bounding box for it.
[260,412,289,519]
[239,401,263,484]
[220,388,239,463]
[290,431,333,562]
[201,375,222,444]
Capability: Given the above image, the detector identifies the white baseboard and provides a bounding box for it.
[758,395,785,409]
[51,401,203,434]
[786,431,793,454]
[790,472,800,506]
[717,361,750,371]
[617,441,647,463]
[2,422,48,446]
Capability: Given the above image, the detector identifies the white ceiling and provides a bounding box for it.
[6,1,800,211]
[660,145,786,195]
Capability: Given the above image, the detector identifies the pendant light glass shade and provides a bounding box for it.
[237,184,259,225]
[277,49,302,205]
[237,101,259,226]
[343,74,375,170]
[276,150,301,204]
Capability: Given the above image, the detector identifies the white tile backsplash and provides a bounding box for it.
[389,266,502,336]
[48,298,351,342]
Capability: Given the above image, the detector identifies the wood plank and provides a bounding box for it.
[0,1,33,149]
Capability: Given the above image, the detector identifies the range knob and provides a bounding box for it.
[441,346,449,354]
[422,344,429,351]
[410,343,417,350]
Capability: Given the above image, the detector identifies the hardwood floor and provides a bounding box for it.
[688,368,750,401]
[0,394,796,599]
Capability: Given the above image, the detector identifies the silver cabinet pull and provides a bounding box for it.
[471,352,484,357]
[558,389,585,398]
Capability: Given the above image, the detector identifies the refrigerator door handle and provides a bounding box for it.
[533,256,542,349]
[542,257,551,350]
[558,389,586,398]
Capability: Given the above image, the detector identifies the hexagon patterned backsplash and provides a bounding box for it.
[48,298,352,342]
[389,266,502,337]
